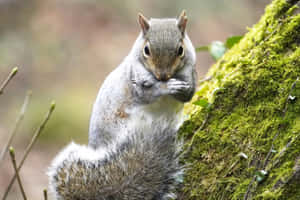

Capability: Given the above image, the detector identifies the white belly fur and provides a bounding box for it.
[126,96,184,136]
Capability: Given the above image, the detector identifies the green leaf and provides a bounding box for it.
[225,35,243,49]
[209,41,226,61]
[193,99,210,108]
[196,45,209,52]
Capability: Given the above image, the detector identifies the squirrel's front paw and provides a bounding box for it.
[167,78,190,95]
[141,79,154,89]
[132,78,155,89]
[132,78,161,104]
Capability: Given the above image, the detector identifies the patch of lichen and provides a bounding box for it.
[179,0,300,199]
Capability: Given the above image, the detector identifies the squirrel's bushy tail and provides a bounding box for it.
[48,125,183,200]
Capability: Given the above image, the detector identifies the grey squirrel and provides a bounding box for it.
[48,11,196,200]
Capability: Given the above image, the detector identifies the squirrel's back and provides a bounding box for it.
[48,122,182,200]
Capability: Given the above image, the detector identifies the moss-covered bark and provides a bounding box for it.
[179,0,300,199]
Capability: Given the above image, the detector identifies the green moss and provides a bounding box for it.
[180,0,300,199]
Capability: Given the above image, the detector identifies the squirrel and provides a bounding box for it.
[48,10,196,200]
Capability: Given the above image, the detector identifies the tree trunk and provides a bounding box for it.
[179,0,300,199]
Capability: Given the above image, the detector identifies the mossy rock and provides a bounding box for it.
[179,0,300,199]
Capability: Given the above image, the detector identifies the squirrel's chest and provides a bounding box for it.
[126,96,184,132]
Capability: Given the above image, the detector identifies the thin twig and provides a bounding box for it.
[0,91,32,164]
[182,111,210,157]
[43,189,48,200]
[2,101,56,200]
[197,112,210,132]
[198,76,212,84]
[0,67,18,96]
[243,176,256,200]
[272,135,299,169]
[9,147,27,200]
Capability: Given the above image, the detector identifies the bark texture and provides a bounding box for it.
[179,0,300,199]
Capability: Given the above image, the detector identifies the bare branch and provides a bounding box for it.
[0,67,18,96]
[0,91,32,164]
[2,101,56,200]
[43,189,48,200]
[9,147,27,200]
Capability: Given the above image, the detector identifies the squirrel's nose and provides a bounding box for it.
[159,74,169,81]
[155,72,170,81]
[160,74,168,81]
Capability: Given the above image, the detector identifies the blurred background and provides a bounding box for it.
[0,0,270,199]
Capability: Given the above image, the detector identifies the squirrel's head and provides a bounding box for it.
[137,11,191,81]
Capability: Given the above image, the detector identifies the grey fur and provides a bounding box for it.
[48,122,183,200]
[49,13,196,200]
[147,19,182,68]
[89,16,196,148]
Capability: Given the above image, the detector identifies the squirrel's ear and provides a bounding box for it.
[177,10,188,35]
[138,13,150,34]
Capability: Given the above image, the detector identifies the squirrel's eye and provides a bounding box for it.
[177,46,184,58]
[143,45,151,57]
